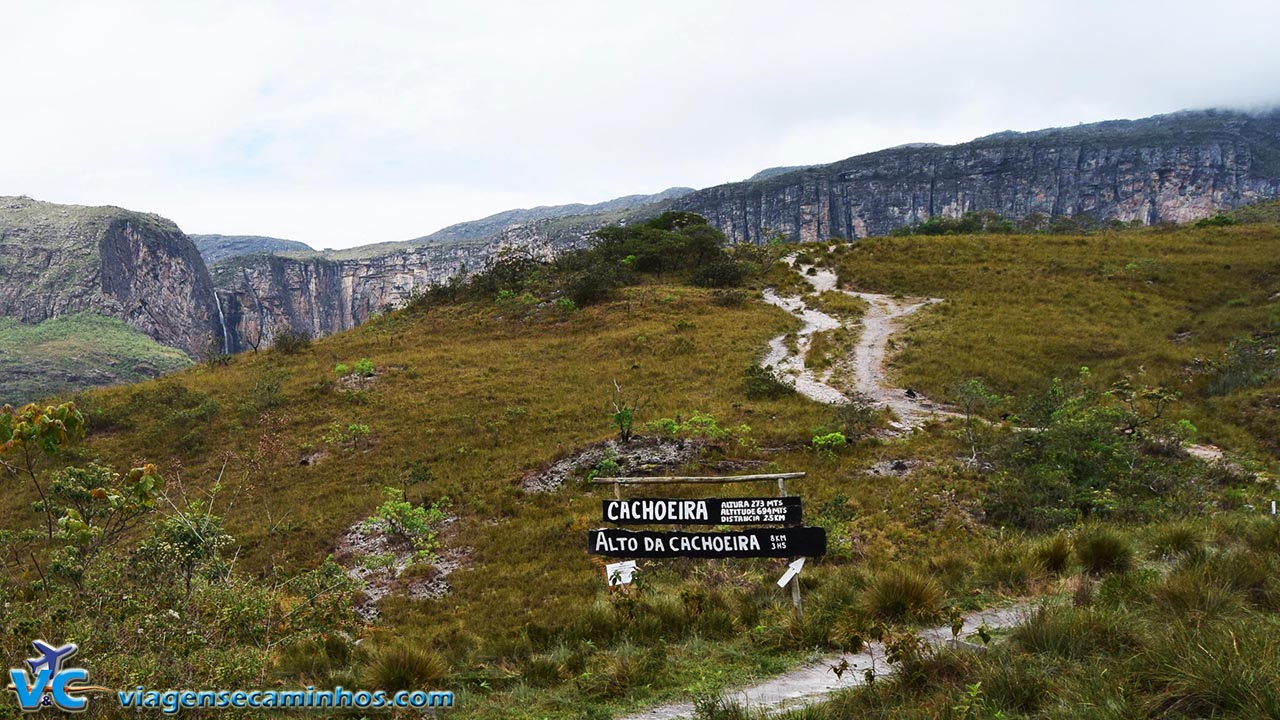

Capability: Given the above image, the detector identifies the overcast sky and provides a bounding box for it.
[3,1,1279,248]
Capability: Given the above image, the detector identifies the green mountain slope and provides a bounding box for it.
[0,313,191,405]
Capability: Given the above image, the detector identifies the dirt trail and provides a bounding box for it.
[761,258,951,428]
[618,605,1027,719]
[761,256,1226,453]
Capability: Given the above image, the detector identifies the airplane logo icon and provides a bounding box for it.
[27,640,78,675]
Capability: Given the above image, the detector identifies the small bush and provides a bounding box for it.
[272,326,312,354]
[711,289,748,307]
[353,358,375,378]
[1195,213,1237,228]
[861,569,943,621]
[692,257,746,288]
[811,431,848,455]
[1076,530,1133,575]
[522,655,562,688]
[1012,605,1134,659]
[742,365,794,400]
[832,394,878,440]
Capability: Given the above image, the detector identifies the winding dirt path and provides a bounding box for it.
[761,257,1227,453]
[618,605,1028,719]
[761,259,952,428]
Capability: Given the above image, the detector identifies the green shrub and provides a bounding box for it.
[522,654,562,688]
[1148,523,1205,559]
[1195,213,1237,228]
[692,257,745,288]
[353,358,375,378]
[272,326,312,354]
[832,394,878,440]
[811,431,848,455]
[1135,618,1280,718]
[742,365,794,400]
[1011,605,1134,659]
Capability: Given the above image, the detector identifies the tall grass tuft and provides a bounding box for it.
[861,569,943,622]
[1035,533,1074,574]
[1137,619,1280,718]
[1148,523,1205,560]
[362,642,449,691]
[1076,530,1133,575]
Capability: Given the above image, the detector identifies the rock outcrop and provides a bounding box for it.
[0,196,219,357]
[670,109,1280,243]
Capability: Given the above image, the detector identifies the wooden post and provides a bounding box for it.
[775,476,803,618]
[790,570,803,618]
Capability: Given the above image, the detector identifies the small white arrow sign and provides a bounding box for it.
[776,558,805,587]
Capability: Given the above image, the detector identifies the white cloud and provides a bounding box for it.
[2,0,1278,247]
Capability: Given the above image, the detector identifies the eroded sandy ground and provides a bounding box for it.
[760,257,952,428]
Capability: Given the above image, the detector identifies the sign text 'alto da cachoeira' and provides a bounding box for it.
[587,527,827,559]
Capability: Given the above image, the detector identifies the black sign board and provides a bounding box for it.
[588,527,827,559]
[602,496,802,526]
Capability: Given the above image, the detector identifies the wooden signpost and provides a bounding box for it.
[589,472,823,616]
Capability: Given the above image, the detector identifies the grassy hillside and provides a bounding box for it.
[0,313,191,405]
[1,220,1277,718]
[828,224,1279,456]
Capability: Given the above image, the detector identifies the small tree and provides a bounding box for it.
[0,402,86,538]
[136,498,233,597]
[610,380,645,443]
[39,462,162,584]
[953,378,1005,462]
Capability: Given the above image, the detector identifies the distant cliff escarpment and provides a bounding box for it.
[6,108,1280,395]
[668,109,1280,243]
[0,196,219,358]
[208,235,560,353]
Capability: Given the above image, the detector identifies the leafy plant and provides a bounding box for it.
[811,431,848,455]
[39,462,162,583]
[0,402,86,537]
[135,497,234,596]
[367,487,448,560]
[353,358,375,378]
[323,422,371,447]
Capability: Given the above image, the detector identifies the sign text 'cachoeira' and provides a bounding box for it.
[601,496,802,526]
[587,527,827,559]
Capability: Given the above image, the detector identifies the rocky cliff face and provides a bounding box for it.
[210,235,560,352]
[0,196,219,357]
[9,109,1280,370]
[670,109,1280,243]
